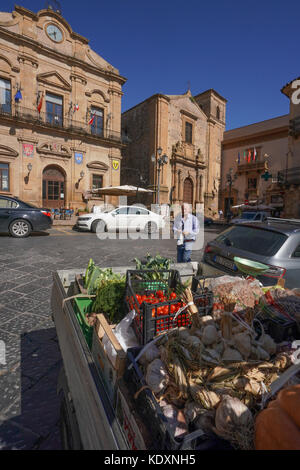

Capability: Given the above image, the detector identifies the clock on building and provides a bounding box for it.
[46,24,63,42]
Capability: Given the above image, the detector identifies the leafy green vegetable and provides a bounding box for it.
[92,278,126,324]
[134,253,173,280]
[84,258,95,288]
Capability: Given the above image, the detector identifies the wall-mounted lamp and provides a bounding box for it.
[75,171,85,189]
[24,163,33,185]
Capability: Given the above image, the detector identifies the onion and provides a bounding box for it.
[145,359,169,394]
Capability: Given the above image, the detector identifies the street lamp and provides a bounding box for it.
[226,167,237,222]
[151,148,168,205]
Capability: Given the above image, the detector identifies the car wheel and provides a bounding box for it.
[91,219,107,233]
[145,221,157,234]
[9,219,32,238]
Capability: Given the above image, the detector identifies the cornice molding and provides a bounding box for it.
[17,53,39,68]
[70,73,87,85]
[180,109,199,121]
[86,161,109,171]
[0,27,127,86]
[0,145,18,158]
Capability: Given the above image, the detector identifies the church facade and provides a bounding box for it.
[121,89,227,216]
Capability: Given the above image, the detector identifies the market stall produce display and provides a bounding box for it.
[72,259,300,450]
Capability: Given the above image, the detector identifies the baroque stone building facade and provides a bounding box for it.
[0,6,126,210]
[121,89,226,215]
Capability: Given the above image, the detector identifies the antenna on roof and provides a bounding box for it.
[45,0,62,15]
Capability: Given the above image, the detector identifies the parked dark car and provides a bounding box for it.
[0,195,52,238]
[201,219,300,288]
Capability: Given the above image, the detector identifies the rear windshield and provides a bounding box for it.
[215,225,287,256]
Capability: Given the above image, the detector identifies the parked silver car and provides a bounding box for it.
[201,218,300,288]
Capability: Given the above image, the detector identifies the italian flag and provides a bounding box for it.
[253,147,257,161]
[248,149,251,163]
[88,114,95,125]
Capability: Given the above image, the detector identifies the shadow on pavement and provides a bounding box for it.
[0,327,62,450]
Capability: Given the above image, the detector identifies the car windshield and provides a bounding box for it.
[240,212,256,220]
[215,225,287,256]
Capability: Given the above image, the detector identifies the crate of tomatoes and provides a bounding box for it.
[125,269,191,344]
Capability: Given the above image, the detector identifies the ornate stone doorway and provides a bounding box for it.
[42,165,66,208]
[183,177,193,205]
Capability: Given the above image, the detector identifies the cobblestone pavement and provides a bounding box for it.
[0,226,222,449]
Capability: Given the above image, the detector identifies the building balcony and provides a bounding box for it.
[237,161,265,173]
[0,104,122,143]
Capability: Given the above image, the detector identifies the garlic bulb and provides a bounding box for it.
[260,334,276,355]
[222,347,243,362]
[178,327,191,340]
[183,401,204,424]
[214,395,254,444]
[145,359,169,394]
[202,325,218,346]
[185,335,202,349]
[233,332,251,359]
[194,409,216,434]
[198,315,214,327]
[138,343,160,365]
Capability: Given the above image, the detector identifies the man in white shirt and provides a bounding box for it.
[173,203,199,263]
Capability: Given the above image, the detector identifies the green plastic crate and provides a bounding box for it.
[73,297,94,348]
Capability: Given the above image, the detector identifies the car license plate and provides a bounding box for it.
[213,255,237,271]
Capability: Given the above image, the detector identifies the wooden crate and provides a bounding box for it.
[91,313,127,404]
[75,274,87,295]
[116,379,151,450]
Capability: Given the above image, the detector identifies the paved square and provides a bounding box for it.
[0,226,221,449]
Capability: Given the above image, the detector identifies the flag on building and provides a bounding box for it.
[37,92,43,113]
[237,152,240,164]
[73,104,79,113]
[248,149,251,163]
[14,89,22,102]
[243,150,246,162]
[88,114,95,125]
[253,147,257,161]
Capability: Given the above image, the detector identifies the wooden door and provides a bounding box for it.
[43,167,65,209]
[183,177,193,205]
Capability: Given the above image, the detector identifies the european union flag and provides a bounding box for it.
[14,90,22,102]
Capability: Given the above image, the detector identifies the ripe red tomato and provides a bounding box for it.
[170,305,176,314]
[163,306,169,315]
[156,290,164,298]
[170,292,177,300]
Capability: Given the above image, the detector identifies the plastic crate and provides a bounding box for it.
[257,314,300,343]
[73,297,94,348]
[124,347,213,450]
[125,269,191,344]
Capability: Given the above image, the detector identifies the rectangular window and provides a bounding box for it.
[0,163,9,191]
[46,93,63,127]
[0,78,11,115]
[90,107,104,137]
[248,178,257,189]
[185,122,193,143]
[92,174,103,190]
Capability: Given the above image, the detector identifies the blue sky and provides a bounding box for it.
[5,0,300,129]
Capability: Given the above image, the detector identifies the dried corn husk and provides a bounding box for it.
[189,382,220,409]
[274,352,291,370]
[207,366,235,382]
[214,395,254,450]
[202,325,218,346]
[244,379,261,396]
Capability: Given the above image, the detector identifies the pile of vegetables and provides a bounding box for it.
[83,259,126,324]
[134,253,172,271]
[136,301,294,449]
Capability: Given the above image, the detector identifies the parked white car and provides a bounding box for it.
[76,205,166,233]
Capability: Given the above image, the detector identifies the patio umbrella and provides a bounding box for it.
[91,185,154,196]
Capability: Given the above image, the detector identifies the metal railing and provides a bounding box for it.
[0,104,122,142]
[237,161,265,172]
